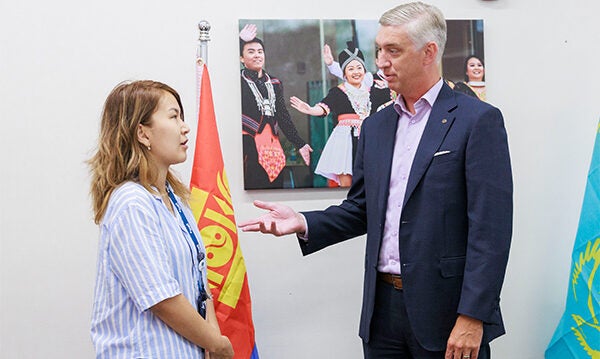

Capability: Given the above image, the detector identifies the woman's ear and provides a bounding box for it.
[137,123,151,148]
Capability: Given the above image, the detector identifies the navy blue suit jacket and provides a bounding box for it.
[300,83,513,351]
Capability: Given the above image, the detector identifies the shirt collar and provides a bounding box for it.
[149,181,174,201]
[393,78,444,116]
[243,68,264,81]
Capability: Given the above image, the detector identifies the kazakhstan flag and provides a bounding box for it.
[545,122,600,358]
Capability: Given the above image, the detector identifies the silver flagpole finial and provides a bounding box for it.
[198,21,211,42]
[198,20,211,66]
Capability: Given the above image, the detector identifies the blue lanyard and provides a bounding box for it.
[165,185,208,318]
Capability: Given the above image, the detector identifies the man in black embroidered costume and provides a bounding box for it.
[240,35,312,189]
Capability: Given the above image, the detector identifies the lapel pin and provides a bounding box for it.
[441,119,447,124]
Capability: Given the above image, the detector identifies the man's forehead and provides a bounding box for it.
[244,42,263,51]
[376,25,409,46]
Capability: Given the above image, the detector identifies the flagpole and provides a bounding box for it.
[192,19,260,359]
[198,20,210,65]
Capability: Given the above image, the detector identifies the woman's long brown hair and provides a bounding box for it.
[88,80,190,224]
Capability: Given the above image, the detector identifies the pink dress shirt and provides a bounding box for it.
[377,79,444,274]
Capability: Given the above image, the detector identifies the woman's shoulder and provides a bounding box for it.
[452,81,477,96]
[321,85,353,110]
[103,182,157,224]
[112,181,151,198]
[324,85,346,98]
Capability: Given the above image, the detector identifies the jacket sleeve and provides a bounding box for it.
[458,105,513,324]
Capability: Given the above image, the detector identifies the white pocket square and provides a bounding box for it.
[433,150,451,157]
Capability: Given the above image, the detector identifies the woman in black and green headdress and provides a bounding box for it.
[290,41,392,187]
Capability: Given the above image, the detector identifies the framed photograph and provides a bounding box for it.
[239,19,484,190]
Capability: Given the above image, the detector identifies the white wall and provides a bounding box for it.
[2,0,598,357]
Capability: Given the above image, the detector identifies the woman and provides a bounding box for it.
[453,55,486,101]
[323,43,390,91]
[290,42,391,187]
[88,80,233,358]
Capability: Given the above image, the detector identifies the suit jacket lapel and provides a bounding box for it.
[403,83,457,208]
[373,106,400,223]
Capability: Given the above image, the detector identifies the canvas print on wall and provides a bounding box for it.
[239,19,484,190]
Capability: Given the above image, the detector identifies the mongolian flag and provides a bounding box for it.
[190,59,259,358]
[545,121,600,358]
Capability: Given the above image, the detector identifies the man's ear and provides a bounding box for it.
[137,123,151,148]
[423,41,438,66]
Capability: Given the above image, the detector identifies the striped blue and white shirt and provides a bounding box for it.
[91,181,208,358]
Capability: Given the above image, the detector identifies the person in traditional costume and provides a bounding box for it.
[290,42,392,187]
[240,32,312,189]
[452,55,486,101]
[323,43,390,91]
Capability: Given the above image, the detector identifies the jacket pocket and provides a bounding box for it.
[430,150,458,165]
[440,256,466,278]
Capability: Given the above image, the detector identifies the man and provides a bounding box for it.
[239,31,312,189]
[239,2,512,358]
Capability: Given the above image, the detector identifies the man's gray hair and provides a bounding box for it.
[379,2,447,63]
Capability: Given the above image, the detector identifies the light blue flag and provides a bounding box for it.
[545,122,600,358]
